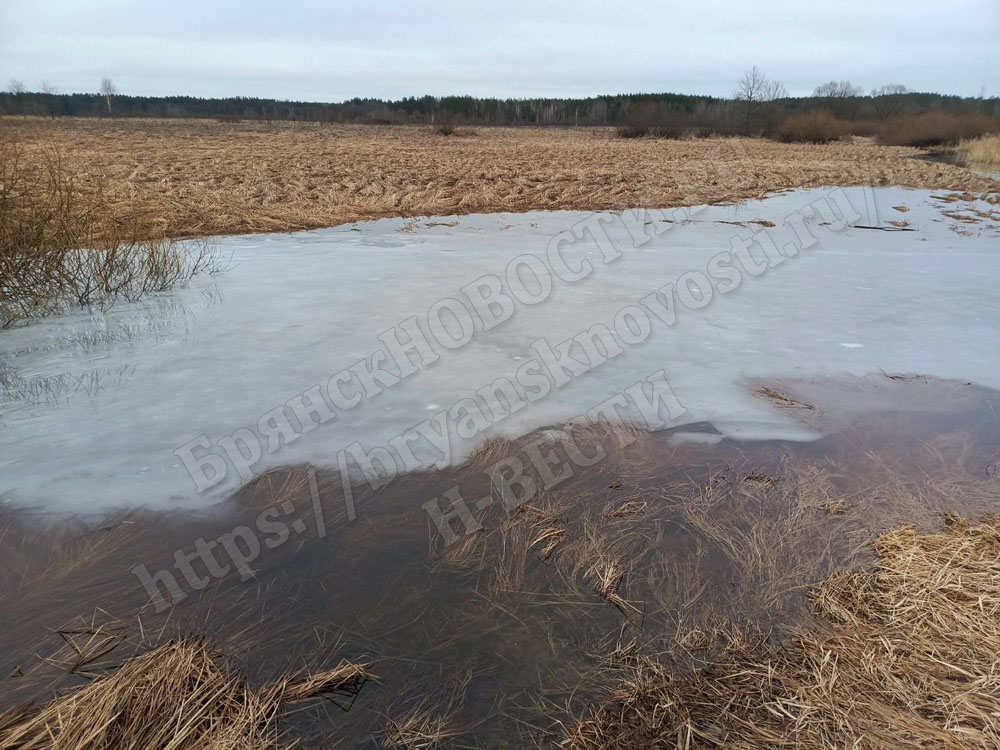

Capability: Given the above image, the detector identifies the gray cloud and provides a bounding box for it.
[2,0,998,99]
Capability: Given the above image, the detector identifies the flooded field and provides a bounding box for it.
[1,378,999,746]
[2,186,999,512]
[2,185,999,747]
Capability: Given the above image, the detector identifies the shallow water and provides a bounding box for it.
[1,379,998,746]
[2,186,999,513]
[918,150,1000,181]
[2,187,1000,743]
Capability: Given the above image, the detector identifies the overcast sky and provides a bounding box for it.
[2,0,998,101]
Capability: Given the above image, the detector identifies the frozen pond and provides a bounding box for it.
[2,186,998,512]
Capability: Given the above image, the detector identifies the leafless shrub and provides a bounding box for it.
[776,110,851,143]
[615,124,649,139]
[0,137,219,327]
[433,123,477,137]
[813,80,863,98]
[878,111,999,147]
[615,118,687,140]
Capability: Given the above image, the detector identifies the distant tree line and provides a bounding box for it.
[2,75,997,138]
[0,87,722,125]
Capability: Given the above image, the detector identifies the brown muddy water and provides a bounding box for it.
[1,376,998,747]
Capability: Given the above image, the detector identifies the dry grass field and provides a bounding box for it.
[3,117,998,239]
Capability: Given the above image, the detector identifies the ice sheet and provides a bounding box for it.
[1,186,998,512]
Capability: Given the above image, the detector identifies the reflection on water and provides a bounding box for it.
[1,360,138,407]
[0,289,219,411]
[1,378,997,746]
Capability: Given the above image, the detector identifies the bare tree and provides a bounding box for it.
[812,81,863,118]
[872,84,908,96]
[735,66,767,104]
[100,77,117,114]
[814,81,836,98]
[870,84,909,121]
[734,66,786,134]
[762,78,788,101]
[39,82,59,118]
[8,79,26,94]
[813,80,862,98]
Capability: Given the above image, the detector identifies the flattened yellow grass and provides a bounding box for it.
[4,117,998,240]
[566,516,1000,749]
[0,637,372,750]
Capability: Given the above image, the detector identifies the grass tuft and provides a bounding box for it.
[0,637,373,749]
[958,134,1000,166]
[564,515,1000,749]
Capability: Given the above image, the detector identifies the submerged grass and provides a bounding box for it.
[564,515,1000,749]
[1,383,999,746]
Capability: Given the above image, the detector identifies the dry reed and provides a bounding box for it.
[958,135,1000,166]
